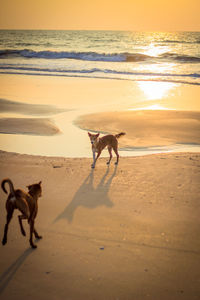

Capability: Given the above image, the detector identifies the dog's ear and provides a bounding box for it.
[38,181,42,185]
[96,133,100,137]
[88,132,91,137]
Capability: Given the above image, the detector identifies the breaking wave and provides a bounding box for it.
[0,49,200,63]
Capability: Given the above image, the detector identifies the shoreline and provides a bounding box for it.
[0,150,200,300]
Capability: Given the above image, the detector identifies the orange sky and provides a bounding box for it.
[0,0,199,31]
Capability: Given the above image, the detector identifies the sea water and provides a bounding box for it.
[0,30,200,84]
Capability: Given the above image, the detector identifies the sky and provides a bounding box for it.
[0,0,199,31]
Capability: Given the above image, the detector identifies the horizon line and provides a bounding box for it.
[0,28,200,33]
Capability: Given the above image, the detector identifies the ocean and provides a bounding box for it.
[0,30,200,157]
[0,30,200,85]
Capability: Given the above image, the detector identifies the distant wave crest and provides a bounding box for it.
[159,39,200,44]
[0,49,200,63]
[160,52,200,63]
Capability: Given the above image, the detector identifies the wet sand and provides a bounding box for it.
[0,74,200,156]
[0,117,61,136]
[76,110,200,147]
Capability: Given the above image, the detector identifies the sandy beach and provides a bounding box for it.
[0,70,200,300]
[0,150,200,300]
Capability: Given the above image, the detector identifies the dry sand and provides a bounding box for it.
[0,150,200,300]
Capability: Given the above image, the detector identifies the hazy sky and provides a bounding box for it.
[0,0,199,31]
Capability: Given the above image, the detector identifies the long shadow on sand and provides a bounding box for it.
[0,248,34,295]
[54,165,118,223]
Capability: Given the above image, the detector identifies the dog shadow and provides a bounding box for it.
[0,248,34,295]
[54,165,118,223]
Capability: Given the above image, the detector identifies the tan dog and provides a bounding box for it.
[1,178,42,249]
[88,132,125,168]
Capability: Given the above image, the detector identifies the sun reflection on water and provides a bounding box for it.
[138,81,176,100]
[143,43,169,57]
[135,41,177,102]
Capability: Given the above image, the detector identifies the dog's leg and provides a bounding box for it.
[91,150,96,168]
[18,199,30,237]
[107,146,112,165]
[29,220,37,249]
[2,208,14,245]
[92,151,101,168]
[113,145,119,165]
[18,215,27,236]
[33,227,42,240]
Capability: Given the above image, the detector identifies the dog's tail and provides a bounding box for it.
[115,132,126,139]
[1,178,15,195]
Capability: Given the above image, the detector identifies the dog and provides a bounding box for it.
[88,132,125,168]
[1,178,42,249]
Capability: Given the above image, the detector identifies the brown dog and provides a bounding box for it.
[88,132,125,168]
[1,178,42,249]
